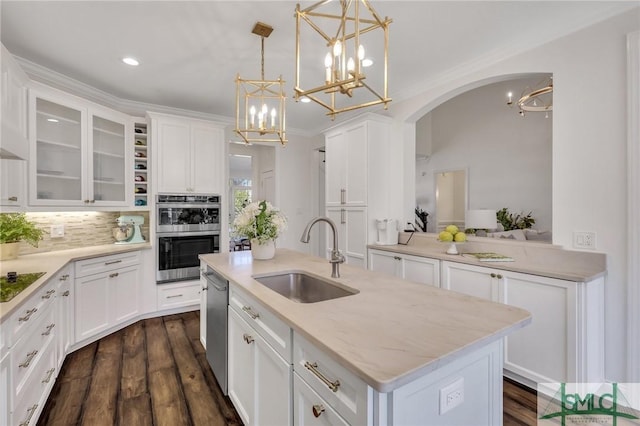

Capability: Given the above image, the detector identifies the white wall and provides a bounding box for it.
[390,7,640,382]
[416,78,553,233]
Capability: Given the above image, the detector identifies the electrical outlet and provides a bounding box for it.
[573,231,596,250]
[439,377,464,415]
[50,224,65,239]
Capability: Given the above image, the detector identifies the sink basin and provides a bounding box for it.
[252,271,358,303]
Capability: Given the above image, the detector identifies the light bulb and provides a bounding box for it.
[358,45,365,61]
[249,106,256,128]
[325,53,332,83]
[333,40,342,57]
[324,53,332,68]
[262,104,268,114]
[271,108,276,128]
[507,92,513,104]
[347,57,355,73]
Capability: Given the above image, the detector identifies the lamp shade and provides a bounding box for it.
[465,209,496,230]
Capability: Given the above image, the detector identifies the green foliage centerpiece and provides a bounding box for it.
[0,213,44,260]
[232,201,287,259]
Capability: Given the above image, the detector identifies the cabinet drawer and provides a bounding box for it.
[229,285,292,363]
[157,281,200,309]
[8,279,58,347]
[294,332,369,426]
[11,305,56,403]
[75,251,140,278]
[294,373,349,426]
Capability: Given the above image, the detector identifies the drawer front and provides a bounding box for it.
[157,282,200,309]
[75,251,141,278]
[229,285,292,363]
[9,279,57,347]
[293,332,369,426]
[294,373,350,426]
[11,305,57,399]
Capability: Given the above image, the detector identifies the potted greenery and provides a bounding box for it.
[0,213,44,260]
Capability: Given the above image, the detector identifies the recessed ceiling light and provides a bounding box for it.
[122,57,139,66]
[47,118,59,123]
[362,58,373,68]
[300,96,311,103]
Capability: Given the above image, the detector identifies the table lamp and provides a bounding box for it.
[465,209,497,236]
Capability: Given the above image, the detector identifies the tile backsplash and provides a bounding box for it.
[19,211,150,255]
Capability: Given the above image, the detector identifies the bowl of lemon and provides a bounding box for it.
[438,224,467,255]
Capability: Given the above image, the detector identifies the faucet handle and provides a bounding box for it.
[331,249,345,264]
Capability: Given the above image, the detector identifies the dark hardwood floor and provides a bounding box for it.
[38,311,538,426]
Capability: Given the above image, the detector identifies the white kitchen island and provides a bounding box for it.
[200,249,531,426]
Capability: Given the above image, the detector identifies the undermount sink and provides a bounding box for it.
[252,271,358,303]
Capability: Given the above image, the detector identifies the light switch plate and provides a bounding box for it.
[50,224,65,238]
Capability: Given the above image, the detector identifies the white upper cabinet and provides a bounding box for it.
[150,112,225,195]
[28,83,131,207]
[1,44,29,160]
[325,121,368,206]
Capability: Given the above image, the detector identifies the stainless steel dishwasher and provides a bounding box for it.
[202,265,229,395]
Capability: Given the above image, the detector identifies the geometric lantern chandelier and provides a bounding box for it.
[294,0,392,120]
[507,76,553,118]
[235,22,287,145]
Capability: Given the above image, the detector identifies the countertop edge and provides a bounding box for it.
[0,242,152,322]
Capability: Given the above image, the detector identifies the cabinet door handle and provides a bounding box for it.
[59,274,69,281]
[42,323,56,336]
[42,289,56,299]
[304,361,340,392]
[490,273,496,278]
[62,290,70,297]
[393,256,401,261]
[19,308,37,322]
[42,368,56,384]
[8,196,18,201]
[496,274,503,279]
[242,306,260,320]
[109,272,119,278]
[167,294,183,299]
[90,200,96,203]
[18,404,38,426]
[84,199,90,204]
[340,209,346,224]
[19,350,38,368]
[340,188,346,204]
[202,287,208,291]
[312,404,325,418]
[105,260,122,265]
[243,334,254,344]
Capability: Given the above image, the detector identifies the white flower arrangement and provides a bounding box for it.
[232,200,287,244]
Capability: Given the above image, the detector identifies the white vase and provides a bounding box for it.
[251,238,275,260]
[0,242,19,260]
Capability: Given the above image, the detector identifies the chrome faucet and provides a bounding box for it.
[300,217,345,278]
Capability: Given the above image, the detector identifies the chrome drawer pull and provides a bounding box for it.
[42,368,56,384]
[104,259,122,265]
[109,272,119,278]
[41,289,56,299]
[42,323,56,336]
[19,308,37,322]
[62,290,70,297]
[59,274,69,281]
[242,306,260,320]
[166,294,183,299]
[19,350,38,368]
[18,404,38,426]
[312,404,325,418]
[8,196,18,201]
[243,334,254,344]
[304,361,340,392]
[393,256,401,260]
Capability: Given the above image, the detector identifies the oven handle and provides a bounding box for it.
[157,230,220,237]
[157,203,220,209]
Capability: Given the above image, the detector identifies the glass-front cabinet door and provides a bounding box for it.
[90,112,126,204]
[29,85,131,206]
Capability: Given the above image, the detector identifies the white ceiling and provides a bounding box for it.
[1,1,636,135]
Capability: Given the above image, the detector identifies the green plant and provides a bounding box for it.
[232,201,287,244]
[0,213,44,247]
[496,208,535,231]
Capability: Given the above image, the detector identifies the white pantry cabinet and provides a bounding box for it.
[441,260,604,386]
[74,251,142,343]
[0,158,26,209]
[368,248,440,287]
[1,43,29,160]
[149,112,225,195]
[326,207,367,268]
[29,83,131,207]
[228,289,292,426]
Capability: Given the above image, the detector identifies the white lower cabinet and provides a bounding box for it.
[199,272,207,349]
[368,249,440,287]
[441,260,604,386]
[228,305,292,426]
[74,251,141,343]
[0,352,10,426]
[293,373,349,426]
[54,265,74,369]
[157,280,201,310]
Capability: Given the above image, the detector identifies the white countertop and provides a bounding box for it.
[371,233,607,282]
[200,249,532,393]
[0,242,152,321]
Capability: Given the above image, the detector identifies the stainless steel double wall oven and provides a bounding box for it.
[156,194,220,283]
